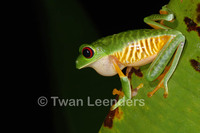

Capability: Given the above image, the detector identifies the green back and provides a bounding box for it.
[91,29,181,55]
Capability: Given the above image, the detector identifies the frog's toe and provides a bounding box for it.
[163,92,168,98]
[147,80,164,97]
[148,79,169,98]
[112,88,124,97]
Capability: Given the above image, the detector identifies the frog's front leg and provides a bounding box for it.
[110,57,132,110]
[144,5,174,29]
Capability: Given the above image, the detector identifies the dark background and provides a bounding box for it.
[27,0,167,133]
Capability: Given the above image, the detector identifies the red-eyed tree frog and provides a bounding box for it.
[76,5,185,110]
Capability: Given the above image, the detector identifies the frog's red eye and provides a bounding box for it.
[82,47,94,58]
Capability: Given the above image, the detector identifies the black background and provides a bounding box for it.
[26,0,167,133]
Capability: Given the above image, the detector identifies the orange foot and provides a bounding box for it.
[112,88,124,97]
[147,66,170,98]
[147,80,168,98]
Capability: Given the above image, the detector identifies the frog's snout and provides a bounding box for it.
[76,60,84,69]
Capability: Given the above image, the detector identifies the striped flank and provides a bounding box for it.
[112,35,172,65]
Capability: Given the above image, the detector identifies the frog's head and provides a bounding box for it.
[76,44,121,76]
[76,44,105,69]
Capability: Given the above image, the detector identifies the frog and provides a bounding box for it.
[76,5,185,110]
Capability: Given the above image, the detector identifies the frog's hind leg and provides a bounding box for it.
[156,66,170,81]
[147,35,185,98]
[147,63,171,98]
[149,65,170,97]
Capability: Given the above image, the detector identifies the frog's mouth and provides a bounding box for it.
[76,56,102,70]
[76,60,87,69]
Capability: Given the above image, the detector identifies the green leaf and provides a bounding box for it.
[99,0,200,132]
